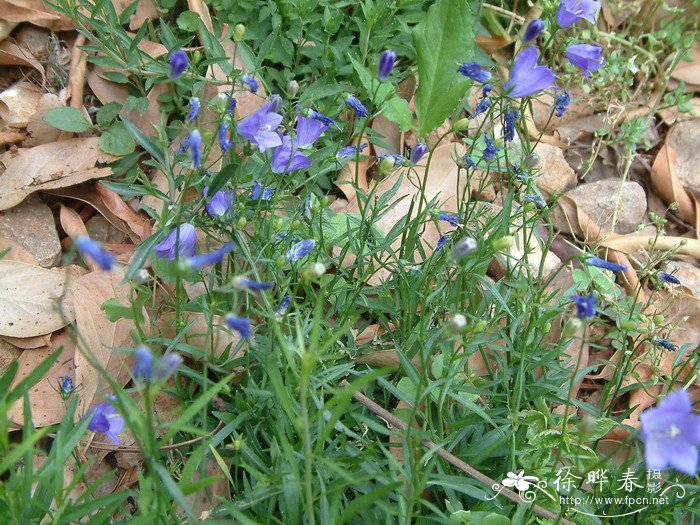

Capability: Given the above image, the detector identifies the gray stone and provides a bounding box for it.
[557,179,647,234]
[666,119,700,199]
[0,195,61,267]
[534,142,578,195]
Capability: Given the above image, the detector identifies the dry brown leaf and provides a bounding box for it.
[113,0,158,31]
[2,332,51,349]
[0,0,73,31]
[599,234,700,259]
[650,145,700,235]
[7,330,76,427]
[0,336,21,373]
[71,269,147,417]
[0,40,44,75]
[0,81,42,127]
[0,130,28,145]
[0,235,39,264]
[59,203,88,238]
[0,260,75,337]
[25,91,67,145]
[187,458,231,519]
[0,137,115,211]
[96,180,152,241]
[671,44,700,89]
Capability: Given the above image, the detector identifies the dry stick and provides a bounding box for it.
[339,380,574,525]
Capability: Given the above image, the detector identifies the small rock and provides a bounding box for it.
[666,119,700,199]
[556,180,647,234]
[534,142,578,194]
[86,215,129,244]
[0,195,61,267]
[664,260,700,299]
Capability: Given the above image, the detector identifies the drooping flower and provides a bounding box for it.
[157,354,183,380]
[218,122,233,153]
[584,256,628,273]
[655,338,678,351]
[176,136,189,155]
[438,213,460,227]
[242,74,258,93]
[571,294,597,320]
[379,153,405,171]
[639,389,700,476]
[225,314,251,339]
[59,376,74,396]
[233,276,275,293]
[556,0,601,27]
[133,346,182,382]
[85,396,125,445]
[225,93,237,115]
[154,223,197,260]
[237,100,283,152]
[457,62,491,83]
[555,91,571,117]
[189,129,202,169]
[659,271,681,285]
[250,180,275,201]
[337,144,367,159]
[307,109,336,127]
[286,239,315,262]
[187,97,200,122]
[523,19,545,43]
[483,135,499,161]
[436,235,450,251]
[204,187,234,218]
[410,143,428,165]
[132,346,153,381]
[345,94,369,118]
[378,50,397,81]
[75,235,115,271]
[505,47,557,99]
[452,237,477,259]
[169,50,187,80]
[296,116,329,149]
[482,84,492,97]
[566,44,605,78]
[504,109,520,142]
[185,243,235,270]
[275,295,292,319]
[472,96,491,118]
[271,135,311,174]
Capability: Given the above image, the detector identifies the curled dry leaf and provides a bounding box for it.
[670,43,700,90]
[0,40,44,76]
[2,332,51,349]
[0,81,42,127]
[0,137,115,211]
[71,269,148,417]
[7,330,76,428]
[0,0,74,31]
[25,92,67,146]
[599,234,700,259]
[0,260,75,337]
[0,337,21,373]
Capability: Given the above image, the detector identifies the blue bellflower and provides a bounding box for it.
[186,243,235,270]
[307,109,336,127]
[237,99,284,152]
[655,338,678,351]
[436,235,450,251]
[410,143,428,165]
[85,397,125,445]
[187,97,200,122]
[225,93,237,115]
[271,135,311,174]
[472,96,491,118]
[523,19,545,43]
[555,91,571,117]
[275,295,292,319]
[566,43,605,78]
[345,95,369,118]
[659,271,681,285]
[176,136,189,155]
[60,376,74,395]
[438,213,460,227]
[219,122,233,153]
[571,294,597,319]
[75,235,115,271]
[505,47,556,98]
[225,314,251,339]
[242,74,258,93]
[250,180,275,200]
[585,256,628,273]
[286,239,315,262]
[504,109,520,141]
[639,389,700,476]
[457,62,491,83]
[483,136,499,161]
[169,50,187,80]
[189,129,202,169]
[337,144,367,159]
[204,187,234,218]
[233,276,275,293]
[133,346,182,382]
[296,116,330,149]
[378,50,397,81]
[556,0,601,27]
[154,223,197,260]
[452,237,477,259]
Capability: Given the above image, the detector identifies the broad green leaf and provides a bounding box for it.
[96,102,122,127]
[412,0,476,137]
[177,10,200,32]
[381,96,414,132]
[43,107,91,132]
[98,122,136,156]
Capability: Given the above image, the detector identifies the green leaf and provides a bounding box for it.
[177,10,200,32]
[43,107,91,132]
[99,122,136,156]
[96,102,122,127]
[412,0,476,137]
[382,96,414,132]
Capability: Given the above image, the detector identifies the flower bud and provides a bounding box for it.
[378,155,396,175]
[492,236,515,251]
[236,216,247,229]
[447,313,468,334]
[452,118,470,131]
[563,318,583,338]
[304,262,326,280]
[233,23,246,42]
[473,320,488,333]
[378,50,397,81]
[523,19,545,43]
[452,236,477,260]
[287,80,300,97]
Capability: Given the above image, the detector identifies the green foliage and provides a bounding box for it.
[43,107,91,132]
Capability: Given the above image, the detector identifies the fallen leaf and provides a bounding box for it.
[96,183,152,241]
[0,40,44,75]
[0,137,115,211]
[0,260,75,337]
[0,235,40,264]
[0,336,21,373]
[25,92,68,145]
[0,0,74,31]
[671,43,700,89]
[0,81,42,127]
[2,332,51,349]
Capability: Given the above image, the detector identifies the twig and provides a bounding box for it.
[481,3,525,25]
[340,380,574,525]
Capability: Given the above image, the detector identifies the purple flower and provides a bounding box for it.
[659,271,681,285]
[237,102,283,152]
[452,236,477,259]
[176,136,189,155]
[505,47,557,99]
[483,136,498,161]
[271,135,311,174]
[86,397,124,445]
[296,116,330,149]
[378,50,397,81]
[242,74,258,93]
[225,93,237,115]
[225,314,251,339]
[523,19,545,43]
[472,96,491,117]
[571,294,597,319]
[275,295,292,319]
[640,389,700,476]
[204,187,234,218]
[436,235,450,251]
[233,276,275,293]
[187,97,200,122]
[482,84,492,97]
[504,109,520,142]
[189,129,202,169]
[60,376,74,395]
[249,180,276,201]
[457,62,491,83]
[379,153,405,170]
[585,256,628,273]
[555,91,571,117]
[655,338,678,351]
[169,50,187,80]
[185,243,234,270]
[438,213,460,227]
[307,109,336,127]
[337,144,367,159]
[410,143,428,165]
[154,223,197,260]
[566,43,605,78]
[556,0,601,27]
[286,239,315,262]
[345,94,369,118]
[133,346,153,381]
[75,235,115,271]
[219,122,233,153]
[156,354,182,380]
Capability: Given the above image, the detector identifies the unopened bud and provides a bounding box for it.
[492,236,515,251]
[563,318,583,338]
[448,313,468,334]
[452,236,477,260]
[304,262,326,280]
[473,320,488,333]
[233,24,246,42]
[287,80,300,97]
[452,118,470,131]
[236,216,247,229]
[378,155,396,175]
